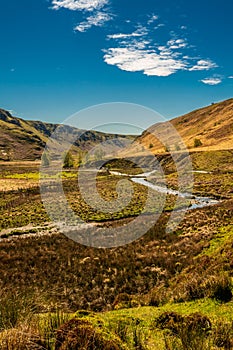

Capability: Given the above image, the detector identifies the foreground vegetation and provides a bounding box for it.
[0,294,233,349]
[0,150,232,348]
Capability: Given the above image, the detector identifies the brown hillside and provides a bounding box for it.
[137,98,233,153]
[0,109,131,161]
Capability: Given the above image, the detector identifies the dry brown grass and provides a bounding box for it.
[126,98,233,155]
[0,325,45,350]
[0,178,38,192]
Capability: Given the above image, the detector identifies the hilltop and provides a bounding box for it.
[1,98,232,161]
[137,98,233,153]
[0,109,131,161]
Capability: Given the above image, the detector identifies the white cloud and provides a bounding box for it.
[167,38,187,49]
[189,59,217,71]
[103,47,187,77]
[228,76,233,79]
[103,36,218,77]
[147,15,159,25]
[75,11,112,32]
[107,32,145,40]
[51,0,111,32]
[103,15,218,78]
[200,77,222,85]
[51,4,219,79]
[51,0,108,11]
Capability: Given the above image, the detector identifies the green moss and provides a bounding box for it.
[200,225,233,257]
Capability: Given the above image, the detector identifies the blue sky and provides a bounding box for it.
[0,0,232,128]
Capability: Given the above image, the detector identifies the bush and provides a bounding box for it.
[41,152,50,167]
[63,152,74,168]
[113,293,133,309]
[148,284,169,307]
[211,275,233,303]
[173,272,233,304]
[154,312,212,350]
[194,138,202,147]
[154,312,184,335]
[55,318,123,350]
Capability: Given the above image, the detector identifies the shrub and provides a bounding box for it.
[173,272,233,304]
[154,312,184,335]
[211,275,233,303]
[63,152,74,168]
[154,312,212,350]
[148,284,169,307]
[55,318,123,350]
[194,138,202,147]
[113,293,132,310]
[41,152,50,167]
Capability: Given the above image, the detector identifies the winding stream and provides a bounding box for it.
[110,170,219,211]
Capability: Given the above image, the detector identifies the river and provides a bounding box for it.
[110,170,219,211]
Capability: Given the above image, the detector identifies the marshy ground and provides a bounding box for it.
[0,150,232,349]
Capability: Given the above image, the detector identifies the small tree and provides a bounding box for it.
[63,151,74,168]
[149,143,154,149]
[194,138,202,148]
[41,152,50,167]
[175,143,181,151]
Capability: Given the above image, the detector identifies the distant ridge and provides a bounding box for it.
[1,98,233,160]
[0,109,131,161]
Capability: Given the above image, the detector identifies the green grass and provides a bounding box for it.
[1,294,233,349]
[200,225,233,257]
[3,171,79,180]
[66,299,233,349]
[4,172,40,180]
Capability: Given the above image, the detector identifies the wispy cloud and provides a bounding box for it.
[107,32,145,40]
[51,0,111,32]
[51,4,219,80]
[228,76,233,79]
[51,0,108,11]
[167,38,188,49]
[147,14,159,25]
[75,11,112,32]
[200,77,222,85]
[189,59,217,71]
[104,21,218,77]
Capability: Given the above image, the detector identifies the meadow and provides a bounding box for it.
[0,150,233,349]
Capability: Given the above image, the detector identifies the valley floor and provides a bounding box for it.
[0,150,232,349]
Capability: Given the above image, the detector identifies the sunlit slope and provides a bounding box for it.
[137,98,233,153]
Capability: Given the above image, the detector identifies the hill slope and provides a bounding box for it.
[0,109,131,161]
[138,98,233,153]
